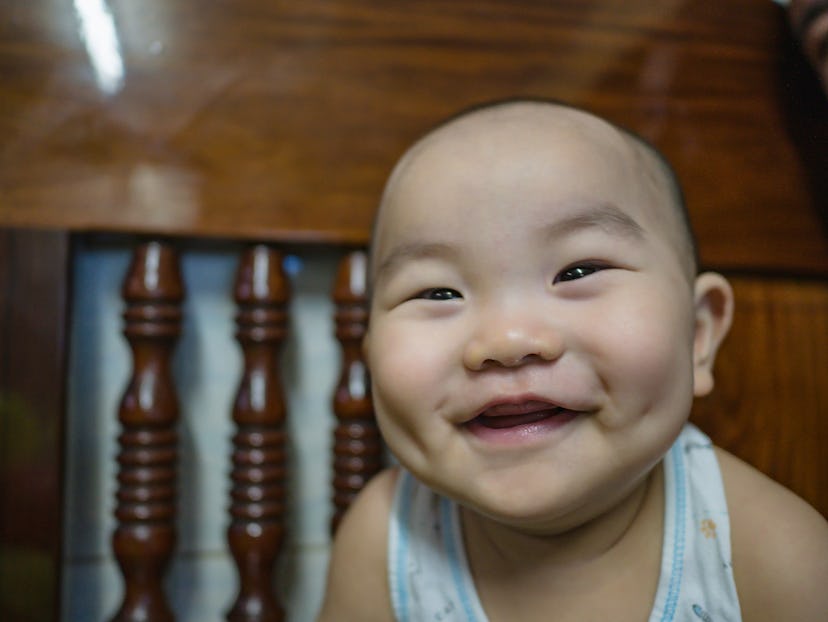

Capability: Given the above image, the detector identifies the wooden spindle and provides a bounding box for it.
[111,241,183,622]
[331,250,381,532]
[227,245,289,622]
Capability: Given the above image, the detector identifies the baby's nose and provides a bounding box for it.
[462,317,564,371]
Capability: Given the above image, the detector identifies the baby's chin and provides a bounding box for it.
[430,475,595,535]
[457,493,592,538]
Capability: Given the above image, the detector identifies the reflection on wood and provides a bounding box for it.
[227,246,289,622]
[112,241,183,622]
[0,1,826,275]
[331,251,381,532]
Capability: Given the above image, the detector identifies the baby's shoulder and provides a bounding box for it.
[715,448,828,622]
[316,467,399,622]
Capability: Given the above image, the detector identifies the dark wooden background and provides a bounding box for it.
[1,1,826,620]
[1,1,827,272]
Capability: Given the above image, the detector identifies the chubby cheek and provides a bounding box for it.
[594,293,695,426]
[366,322,455,458]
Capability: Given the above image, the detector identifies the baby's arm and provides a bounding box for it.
[718,449,828,621]
[316,468,398,622]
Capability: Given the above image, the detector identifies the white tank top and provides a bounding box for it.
[388,424,742,622]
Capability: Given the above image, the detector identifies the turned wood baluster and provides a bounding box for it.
[227,246,289,622]
[331,250,381,532]
[111,241,183,622]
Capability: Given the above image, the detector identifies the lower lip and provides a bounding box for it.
[463,409,580,446]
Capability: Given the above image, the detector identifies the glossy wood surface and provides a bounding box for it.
[1,1,827,275]
[330,251,380,532]
[112,241,183,622]
[227,246,289,622]
[0,229,69,622]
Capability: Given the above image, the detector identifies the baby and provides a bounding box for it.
[318,99,828,621]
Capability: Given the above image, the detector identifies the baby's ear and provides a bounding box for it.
[692,272,734,397]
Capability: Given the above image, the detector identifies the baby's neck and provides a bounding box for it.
[461,462,664,573]
[460,464,665,622]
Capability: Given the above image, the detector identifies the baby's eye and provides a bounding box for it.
[414,287,463,301]
[554,263,606,283]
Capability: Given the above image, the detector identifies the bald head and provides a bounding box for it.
[372,99,698,284]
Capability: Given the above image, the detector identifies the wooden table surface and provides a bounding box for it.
[1,0,827,275]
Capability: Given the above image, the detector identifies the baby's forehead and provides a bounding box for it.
[399,106,647,189]
[410,104,628,164]
[381,106,654,221]
[371,102,693,277]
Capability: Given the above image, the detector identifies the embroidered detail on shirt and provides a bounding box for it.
[684,441,713,453]
[692,603,713,621]
[433,600,456,621]
[700,518,717,539]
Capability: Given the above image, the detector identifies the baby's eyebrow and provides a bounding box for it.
[544,203,645,241]
[373,241,456,284]
[372,204,643,283]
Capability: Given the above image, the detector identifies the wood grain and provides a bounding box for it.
[0,1,826,275]
[0,228,69,622]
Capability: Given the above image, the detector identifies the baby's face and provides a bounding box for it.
[366,107,705,533]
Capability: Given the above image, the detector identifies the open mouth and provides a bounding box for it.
[475,407,565,429]
[467,399,574,431]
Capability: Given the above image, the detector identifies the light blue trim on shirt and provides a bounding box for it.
[393,472,415,622]
[660,439,688,622]
[441,496,482,622]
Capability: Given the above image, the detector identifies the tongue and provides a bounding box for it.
[477,408,560,429]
